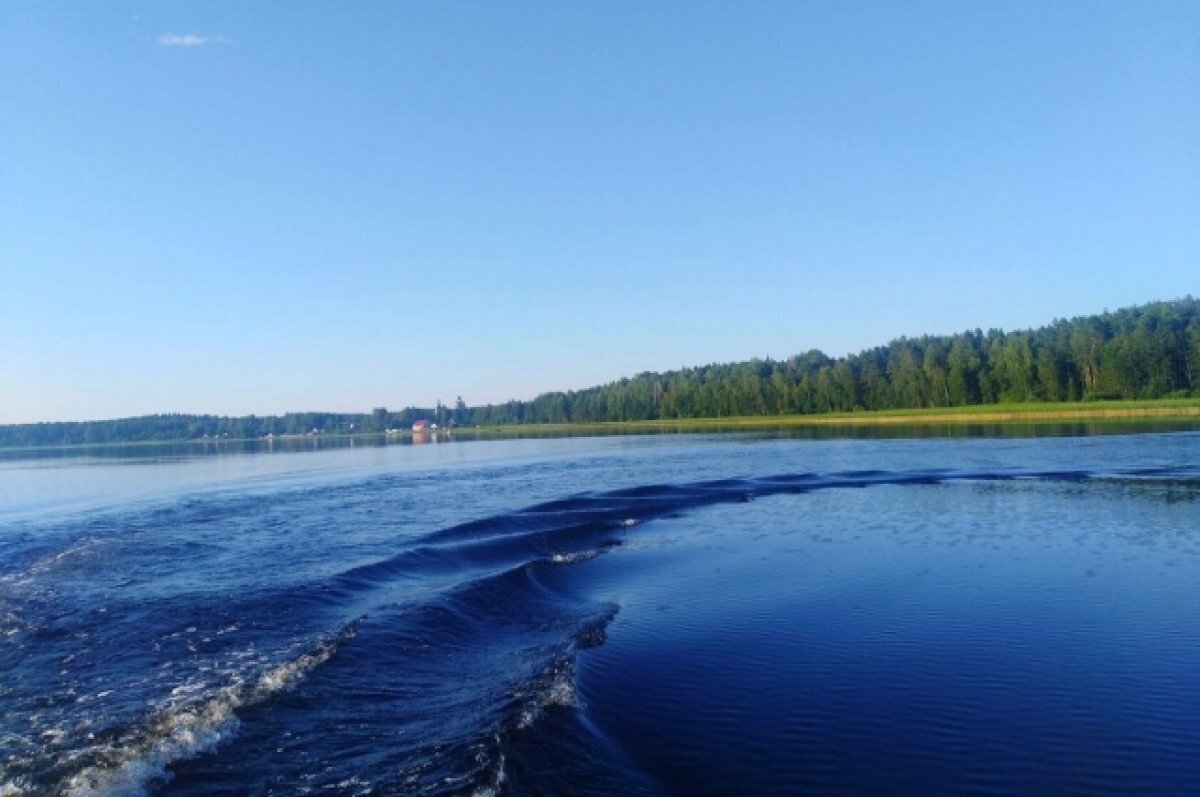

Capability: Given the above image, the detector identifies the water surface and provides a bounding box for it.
[1,432,1198,795]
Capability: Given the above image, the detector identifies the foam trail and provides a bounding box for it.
[59,619,360,797]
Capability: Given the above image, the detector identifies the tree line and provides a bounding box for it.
[2,298,1197,446]
[468,298,1200,424]
[0,400,481,447]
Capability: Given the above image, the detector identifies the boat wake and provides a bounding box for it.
[3,462,1197,795]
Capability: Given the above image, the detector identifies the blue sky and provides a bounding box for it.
[2,2,1197,423]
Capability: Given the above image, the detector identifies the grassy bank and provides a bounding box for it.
[466,398,1200,434]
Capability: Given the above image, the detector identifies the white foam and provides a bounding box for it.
[327,775,373,794]
[1,608,24,638]
[468,745,505,797]
[514,660,576,730]
[63,695,241,797]
[7,536,105,585]
[545,670,575,707]
[59,622,358,797]
[0,778,31,796]
[549,550,600,565]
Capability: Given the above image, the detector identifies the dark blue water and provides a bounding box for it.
[2,432,1198,795]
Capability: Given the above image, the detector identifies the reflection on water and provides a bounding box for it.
[3,424,1199,523]
[4,418,1199,464]
[0,435,625,522]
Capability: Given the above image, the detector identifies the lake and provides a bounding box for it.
[2,429,1198,795]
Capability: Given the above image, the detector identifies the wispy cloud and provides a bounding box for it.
[157,33,231,48]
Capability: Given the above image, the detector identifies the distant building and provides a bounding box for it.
[412,420,431,431]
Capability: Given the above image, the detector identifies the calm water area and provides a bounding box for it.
[1,427,1198,795]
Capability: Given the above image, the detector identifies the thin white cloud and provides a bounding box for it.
[157,34,231,48]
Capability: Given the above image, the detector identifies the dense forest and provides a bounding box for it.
[473,298,1200,425]
[3,298,1198,447]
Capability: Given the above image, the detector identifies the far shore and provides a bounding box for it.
[3,399,1200,452]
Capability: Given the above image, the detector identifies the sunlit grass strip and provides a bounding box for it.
[467,398,1200,432]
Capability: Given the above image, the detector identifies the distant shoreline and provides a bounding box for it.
[3,399,1199,451]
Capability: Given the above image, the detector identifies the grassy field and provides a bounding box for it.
[464,398,1200,434]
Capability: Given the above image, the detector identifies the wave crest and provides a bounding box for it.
[59,619,360,797]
